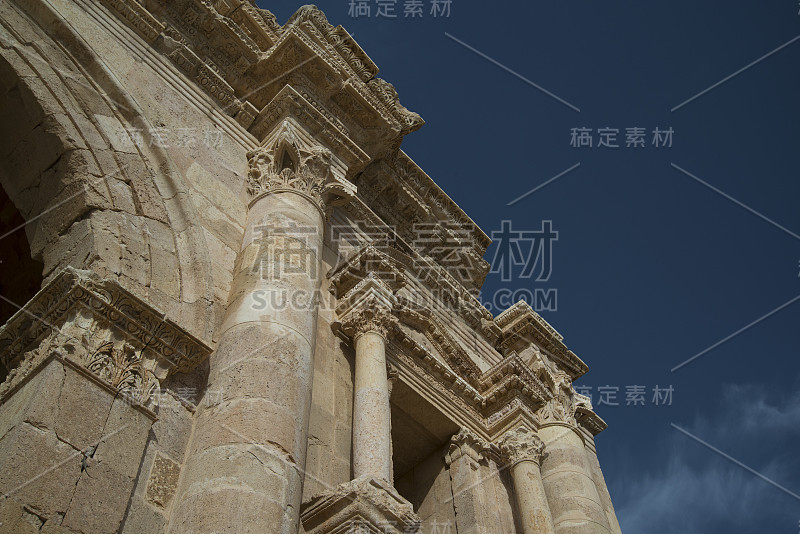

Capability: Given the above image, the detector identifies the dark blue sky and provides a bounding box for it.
[262,2,800,531]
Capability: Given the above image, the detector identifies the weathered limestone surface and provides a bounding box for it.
[0,1,622,533]
[500,426,556,534]
[539,425,613,533]
[168,188,326,534]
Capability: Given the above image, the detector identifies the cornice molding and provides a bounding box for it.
[495,300,589,379]
[575,404,608,436]
[356,151,491,291]
[99,0,421,154]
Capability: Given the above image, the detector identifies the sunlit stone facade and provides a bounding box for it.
[0,1,621,532]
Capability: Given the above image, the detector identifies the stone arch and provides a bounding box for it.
[0,0,214,342]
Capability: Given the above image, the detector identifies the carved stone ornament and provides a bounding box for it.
[87,340,159,405]
[498,426,546,467]
[535,370,577,426]
[0,267,212,408]
[445,428,488,467]
[246,120,355,211]
[336,272,399,340]
[339,296,397,340]
[301,477,419,534]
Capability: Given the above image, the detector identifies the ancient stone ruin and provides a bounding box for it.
[0,1,621,532]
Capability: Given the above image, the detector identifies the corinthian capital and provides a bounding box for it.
[340,297,397,339]
[498,426,546,467]
[444,428,488,466]
[336,273,399,340]
[246,120,355,211]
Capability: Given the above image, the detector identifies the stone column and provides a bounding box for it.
[538,424,612,533]
[168,126,345,534]
[338,275,398,484]
[498,426,555,534]
[580,429,622,534]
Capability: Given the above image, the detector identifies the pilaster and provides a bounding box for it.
[444,428,497,534]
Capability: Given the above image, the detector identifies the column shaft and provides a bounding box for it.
[538,425,612,534]
[510,459,556,534]
[168,192,323,534]
[352,330,393,483]
[582,434,622,534]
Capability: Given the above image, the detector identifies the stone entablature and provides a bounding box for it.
[496,300,589,379]
[337,274,399,340]
[301,477,420,534]
[95,0,494,294]
[0,267,212,407]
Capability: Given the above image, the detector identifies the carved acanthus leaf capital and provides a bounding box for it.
[336,272,399,340]
[445,428,488,466]
[498,426,546,467]
[0,267,212,408]
[246,121,355,211]
[339,297,397,339]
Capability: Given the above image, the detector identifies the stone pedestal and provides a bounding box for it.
[301,477,420,534]
[499,426,555,534]
[538,424,612,533]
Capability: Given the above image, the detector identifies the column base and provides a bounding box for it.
[301,477,420,534]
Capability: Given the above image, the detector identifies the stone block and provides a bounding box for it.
[188,188,243,251]
[0,423,81,518]
[145,453,182,509]
[55,364,115,450]
[93,395,154,478]
[0,497,43,534]
[167,486,287,534]
[62,460,135,534]
[120,499,167,534]
[150,398,194,461]
[149,245,180,298]
[0,357,64,437]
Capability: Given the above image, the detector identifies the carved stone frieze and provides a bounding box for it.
[0,267,212,408]
[498,426,546,467]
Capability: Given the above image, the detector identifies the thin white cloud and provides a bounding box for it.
[615,381,800,533]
